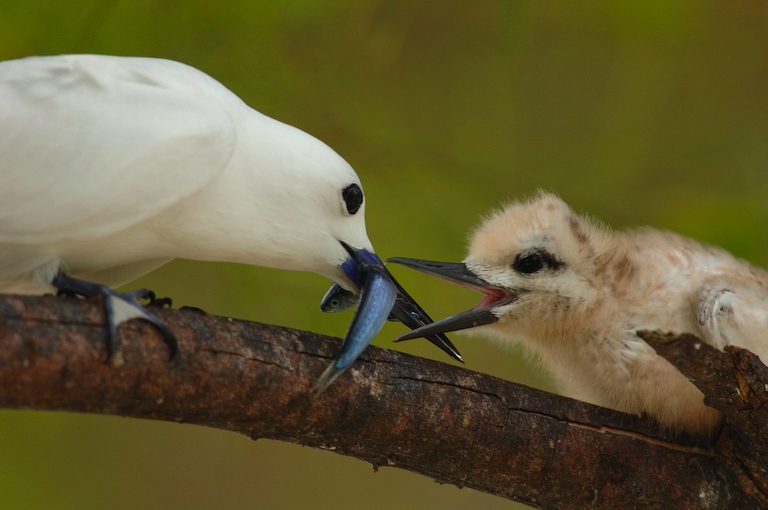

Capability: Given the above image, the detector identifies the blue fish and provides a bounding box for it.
[319,270,463,364]
[313,245,397,393]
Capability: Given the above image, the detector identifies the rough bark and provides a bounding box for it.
[639,330,768,507]
[0,294,766,509]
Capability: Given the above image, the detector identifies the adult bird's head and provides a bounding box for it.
[238,116,376,288]
[222,114,461,391]
[389,193,608,342]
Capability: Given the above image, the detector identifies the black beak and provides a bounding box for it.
[386,273,464,362]
[313,244,467,394]
[387,257,517,341]
[323,245,464,364]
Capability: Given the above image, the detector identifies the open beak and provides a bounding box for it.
[386,273,463,362]
[387,257,517,341]
[318,251,464,369]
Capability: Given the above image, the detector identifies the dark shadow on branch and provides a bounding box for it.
[0,294,766,509]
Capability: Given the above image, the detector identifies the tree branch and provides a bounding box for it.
[639,330,768,506]
[0,294,765,509]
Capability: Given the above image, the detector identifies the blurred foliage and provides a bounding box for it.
[1,1,767,509]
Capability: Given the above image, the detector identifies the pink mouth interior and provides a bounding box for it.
[474,288,508,310]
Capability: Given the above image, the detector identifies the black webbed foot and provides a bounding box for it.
[52,270,179,361]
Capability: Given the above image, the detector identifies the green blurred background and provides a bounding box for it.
[1,1,767,509]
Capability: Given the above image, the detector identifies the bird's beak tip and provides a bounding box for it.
[388,256,518,341]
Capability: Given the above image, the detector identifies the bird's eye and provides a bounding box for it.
[342,184,364,215]
[513,252,545,274]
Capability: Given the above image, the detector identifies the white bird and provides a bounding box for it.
[0,54,459,391]
[390,192,768,435]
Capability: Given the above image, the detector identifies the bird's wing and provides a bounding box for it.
[696,273,768,365]
[0,55,237,243]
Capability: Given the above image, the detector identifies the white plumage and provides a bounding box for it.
[0,55,372,293]
[0,54,441,389]
[0,54,372,294]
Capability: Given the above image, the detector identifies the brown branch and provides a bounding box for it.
[0,294,764,509]
[640,330,768,506]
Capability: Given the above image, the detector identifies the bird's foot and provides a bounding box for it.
[138,290,173,308]
[52,270,179,361]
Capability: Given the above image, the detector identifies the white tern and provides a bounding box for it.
[0,54,459,392]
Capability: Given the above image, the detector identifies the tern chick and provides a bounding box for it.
[391,192,768,435]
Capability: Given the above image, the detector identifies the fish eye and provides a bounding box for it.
[513,252,545,274]
[342,184,364,215]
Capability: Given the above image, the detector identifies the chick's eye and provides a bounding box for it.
[513,252,545,274]
[342,184,364,215]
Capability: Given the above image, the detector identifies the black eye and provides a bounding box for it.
[513,250,564,274]
[342,184,364,215]
[513,252,545,274]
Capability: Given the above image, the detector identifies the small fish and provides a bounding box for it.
[313,250,397,394]
[320,283,404,323]
[320,283,358,313]
[319,267,464,363]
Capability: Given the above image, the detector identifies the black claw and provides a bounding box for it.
[131,289,173,308]
[148,296,173,308]
[52,269,179,361]
[130,289,156,301]
[124,289,169,307]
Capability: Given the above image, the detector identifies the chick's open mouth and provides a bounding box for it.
[474,287,513,310]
